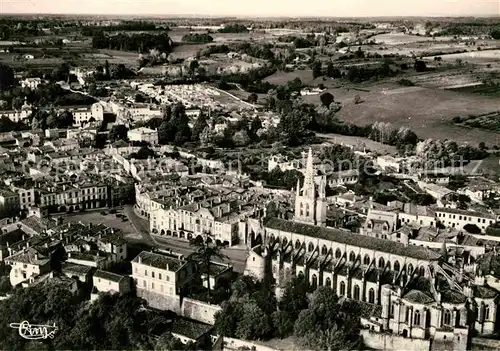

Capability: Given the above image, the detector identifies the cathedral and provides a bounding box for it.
[242,148,499,349]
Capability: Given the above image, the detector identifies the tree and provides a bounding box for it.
[320,92,334,108]
[249,117,262,140]
[11,96,24,110]
[247,93,258,104]
[191,112,208,142]
[414,60,427,72]
[236,300,273,340]
[294,287,362,350]
[490,27,500,40]
[188,238,228,299]
[279,275,309,321]
[326,61,341,78]
[108,124,128,142]
[0,63,15,90]
[233,130,250,146]
[311,60,322,78]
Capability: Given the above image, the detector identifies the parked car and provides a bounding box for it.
[122,217,128,222]
[109,209,117,214]
[115,213,122,218]
[100,211,107,215]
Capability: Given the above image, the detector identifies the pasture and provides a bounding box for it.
[303,82,500,146]
[264,69,315,85]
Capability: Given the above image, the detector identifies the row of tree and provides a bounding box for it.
[182,33,214,44]
[91,31,173,53]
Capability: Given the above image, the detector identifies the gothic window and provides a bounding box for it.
[369,288,375,303]
[364,255,370,265]
[340,281,346,296]
[282,238,288,247]
[414,310,421,326]
[485,306,490,320]
[321,245,328,255]
[378,257,385,269]
[295,240,301,250]
[335,248,342,259]
[349,251,356,262]
[408,264,414,274]
[308,242,314,252]
[394,261,400,272]
[312,274,318,290]
[419,266,425,276]
[325,277,332,288]
[300,202,303,216]
[444,310,451,325]
[353,285,360,300]
[306,203,310,217]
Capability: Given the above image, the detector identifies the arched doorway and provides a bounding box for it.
[167,230,172,236]
[402,329,408,338]
[216,239,222,246]
[160,229,165,235]
[206,237,213,244]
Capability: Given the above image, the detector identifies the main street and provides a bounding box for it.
[123,205,248,272]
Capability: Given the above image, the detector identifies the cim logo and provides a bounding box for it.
[9,321,58,340]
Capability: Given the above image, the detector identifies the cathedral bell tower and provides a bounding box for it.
[294,147,327,227]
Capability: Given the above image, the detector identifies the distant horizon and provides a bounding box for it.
[2,0,499,18]
[1,12,499,19]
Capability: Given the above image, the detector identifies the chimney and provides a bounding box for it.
[138,255,142,264]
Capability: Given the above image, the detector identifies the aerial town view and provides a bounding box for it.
[0,0,499,350]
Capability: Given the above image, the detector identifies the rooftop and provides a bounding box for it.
[132,251,185,272]
[94,269,126,283]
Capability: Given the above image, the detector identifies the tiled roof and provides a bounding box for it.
[403,289,435,304]
[94,269,125,283]
[264,218,441,261]
[441,289,467,304]
[435,207,495,219]
[6,247,50,266]
[170,318,212,340]
[473,285,498,299]
[61,262,93,275]
[132,251,184,272]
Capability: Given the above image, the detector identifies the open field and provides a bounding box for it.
[372,33,455,45]
[424,49,500,63]
[316,133,397,154]
[170,43,209,59]
[264,69,315,85]
[303,82,500,146]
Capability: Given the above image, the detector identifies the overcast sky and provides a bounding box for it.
[2,0,499,17]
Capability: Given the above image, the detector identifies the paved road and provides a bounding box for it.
[123,205,248,273]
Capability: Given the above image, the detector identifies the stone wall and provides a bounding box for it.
[361,330,431,351]
[182,297,221,325]
[222,337,280,351]
[136,288,221,325]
